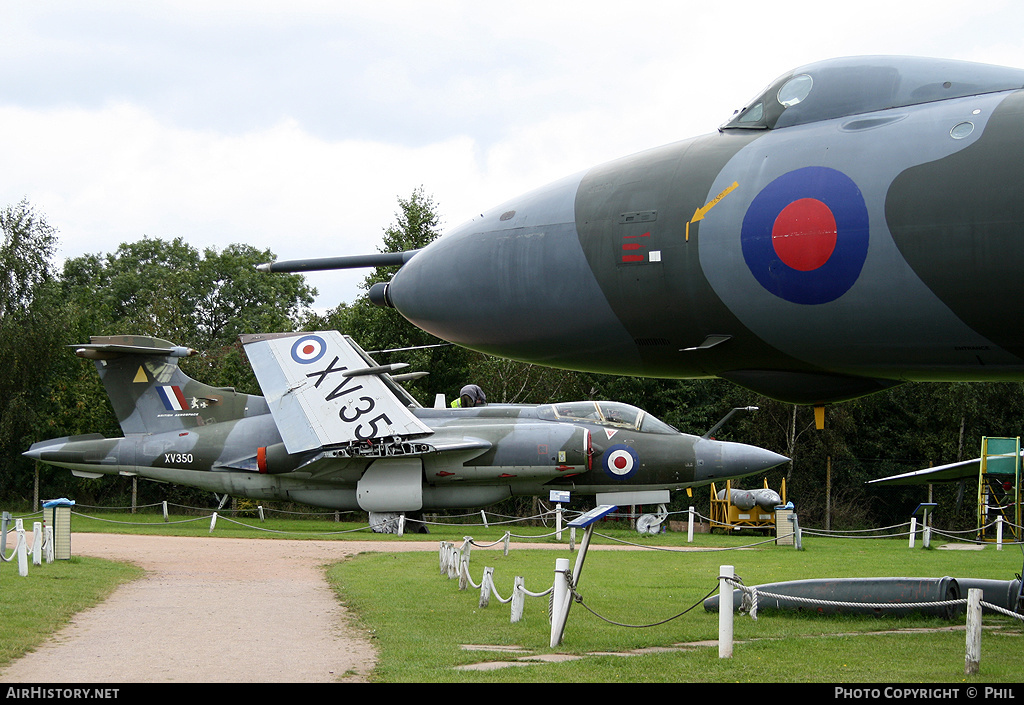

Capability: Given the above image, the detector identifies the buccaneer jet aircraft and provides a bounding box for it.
[262,56,1024,406]
[24,332,787,528]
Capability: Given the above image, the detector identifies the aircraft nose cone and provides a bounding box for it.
[385,229,639,367]
[695,438,788,483]
[380,174,642,369]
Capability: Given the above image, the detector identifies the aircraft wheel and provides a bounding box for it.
[636,514,663,534]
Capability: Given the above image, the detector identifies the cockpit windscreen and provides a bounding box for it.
[722,56,1024,131]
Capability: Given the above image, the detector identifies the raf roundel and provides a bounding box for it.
[290,334,327,365]
[602,444,640,480]
[740,166,869,305]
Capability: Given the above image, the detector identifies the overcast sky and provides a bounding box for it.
[3,1,1023,310]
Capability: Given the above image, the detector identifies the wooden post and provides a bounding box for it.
[825,455,832,531]
[511,576,525,623]
[965,588,982,675]
[479,567,493,608]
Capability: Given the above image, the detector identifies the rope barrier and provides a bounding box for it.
[438,538,554,622]
[719,575,1024,623]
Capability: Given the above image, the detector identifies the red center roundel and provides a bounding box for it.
[771,198,837,272]
[290,334,327,364]
[603,445,638,478]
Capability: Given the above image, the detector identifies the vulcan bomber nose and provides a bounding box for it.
[368,174,643,372]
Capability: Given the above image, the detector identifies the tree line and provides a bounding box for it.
[3,192,1021,528]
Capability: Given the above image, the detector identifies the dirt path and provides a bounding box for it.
[0,533,441,684]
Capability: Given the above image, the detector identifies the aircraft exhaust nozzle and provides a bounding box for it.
[369,282,393,308]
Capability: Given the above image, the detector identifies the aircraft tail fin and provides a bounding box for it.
[240,331,432,454]
[76,335,266,436]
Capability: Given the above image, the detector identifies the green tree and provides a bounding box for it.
[0,200,73,502]
[312,187,477,405]
[61,237,316,393]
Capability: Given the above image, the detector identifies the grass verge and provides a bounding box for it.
[326,537,1024,683]
[0,556,143,670]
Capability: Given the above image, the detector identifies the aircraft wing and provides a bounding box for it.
[240,331,432,454]
[867,458,981,486]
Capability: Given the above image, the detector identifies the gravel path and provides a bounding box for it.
[0,533,441,684]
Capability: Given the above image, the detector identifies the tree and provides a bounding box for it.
[61,237,316,393]
[0,200,72,502]
[312,187,477,405]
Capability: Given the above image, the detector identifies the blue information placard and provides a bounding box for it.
[568,504,617,528]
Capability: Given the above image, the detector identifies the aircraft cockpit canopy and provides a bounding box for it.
[721,56,1024,131]
[537,401,678,435]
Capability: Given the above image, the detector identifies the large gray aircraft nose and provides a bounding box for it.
[380,221,641,371]
[695,438,789,483]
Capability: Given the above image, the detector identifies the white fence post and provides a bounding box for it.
[44,526,54,563]
[996,516,1003,550]
[719,565,734,658]
[16,519,28,577]
[511,576,525,623]
[162,500,169,522]
[688,506,695,543]
[209,512,218,533]
[909,517,917,548]
[458,554,469,591]
[439,542,451,576]
[550,557,570,648]
[965,587,982,675]
[32,522,43,566]
[479,567,494,608]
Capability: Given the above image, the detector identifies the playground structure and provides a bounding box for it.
[709,478,787,534]
[977,437,1022,542]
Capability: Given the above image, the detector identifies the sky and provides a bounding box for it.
[3,0,1024,311]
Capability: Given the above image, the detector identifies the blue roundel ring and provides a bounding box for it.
[602,444,640,480]
[290,334,328,364]
[740,166,869,305]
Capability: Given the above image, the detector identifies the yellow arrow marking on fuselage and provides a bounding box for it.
[686,181,739,241]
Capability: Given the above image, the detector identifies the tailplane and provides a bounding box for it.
[76,335,266,436]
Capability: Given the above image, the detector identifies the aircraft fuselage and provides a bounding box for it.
[26,401,786,512]
[373,57,1024,404]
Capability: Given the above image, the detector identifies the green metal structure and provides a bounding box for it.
[977,437,1021,541]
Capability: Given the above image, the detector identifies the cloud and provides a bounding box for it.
[2,0,1024,311]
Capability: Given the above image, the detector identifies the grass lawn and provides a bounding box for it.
[324,530,1024,683]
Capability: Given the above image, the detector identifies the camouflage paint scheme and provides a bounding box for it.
[268,57,1024,406]
[24,334,787,514]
